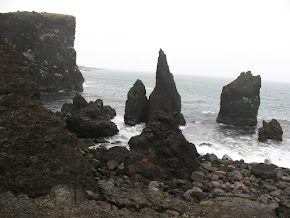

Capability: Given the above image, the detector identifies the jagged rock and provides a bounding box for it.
[147,49,185,125]
[0,41,96,197]
[61,94,118,138]
[124,79,148,126]
[125,111,199,184]
[258,119,283,142]
[216,71,261,126]
[0,11,84,91]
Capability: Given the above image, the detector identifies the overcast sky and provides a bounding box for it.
[1,0,290,82]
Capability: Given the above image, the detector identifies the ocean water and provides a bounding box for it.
[41,69,290,168]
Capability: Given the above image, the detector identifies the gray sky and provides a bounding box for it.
[1,0,290,82]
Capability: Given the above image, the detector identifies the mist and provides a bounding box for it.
[1,0,290,82]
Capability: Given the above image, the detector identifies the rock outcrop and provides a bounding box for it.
[0,11,84,91]
[125,111,200,184]
[216,71,261,126]
[258,119,283,142]
[0,41,96,197]
[60,94,118,138]
[124,79,148,126]
[147,49,185,125]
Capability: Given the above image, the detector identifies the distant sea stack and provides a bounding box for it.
[147,49,185,125]
[258,119,283,142]
[124,79,148,126]
[0,11,84,91]
[216,71,261,126]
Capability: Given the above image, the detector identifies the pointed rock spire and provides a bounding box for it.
[147,49,185,125]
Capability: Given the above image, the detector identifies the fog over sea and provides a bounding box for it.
[41,69,290,168]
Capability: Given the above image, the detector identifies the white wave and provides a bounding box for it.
[202,111,216,114]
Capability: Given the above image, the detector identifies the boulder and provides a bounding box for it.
[125,111,199,184]
[94,146,129,166]
[61,94,119,138]
[251,163,278,180]
[216,71,261,126]
[147,49,185,125]
[0,41,96,197]
[0,12,84,91]
[124,79,149,126]
[258,119,283,142]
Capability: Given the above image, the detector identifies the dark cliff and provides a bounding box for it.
[0,11,84,91]
[0,41,96,197]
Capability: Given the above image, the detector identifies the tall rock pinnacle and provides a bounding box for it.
[147,49,185,125]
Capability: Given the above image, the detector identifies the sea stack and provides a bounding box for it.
[258,119,283,142]
[147,49,185,125]
[216,71,261,126]
[124,111,200,184]
[0,12,84,91]
[124,79,149,126]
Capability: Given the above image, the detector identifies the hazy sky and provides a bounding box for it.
[1,0,290,82]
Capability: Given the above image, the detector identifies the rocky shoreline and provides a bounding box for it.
[0,36,289,217]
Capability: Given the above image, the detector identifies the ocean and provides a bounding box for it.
[41,69,290,168]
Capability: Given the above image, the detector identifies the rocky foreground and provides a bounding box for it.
[1,146,289,217]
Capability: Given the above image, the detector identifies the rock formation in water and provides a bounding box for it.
[0,41,96,197]
[61,94,118,138]
[125,111,200,183]
[216,71,261,126]
[0,11,84,91]
[147,49,185,125]
[124,79,149,126]
[258,119,283,142]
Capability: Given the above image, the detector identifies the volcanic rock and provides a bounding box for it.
[258,119,283,142]
[147,49,185,125]
[125,111,199,184]
[0,11,84,91]
[124,79,148,126]
[216,71,261,126]
[61,94,118,138]
[251,163,278,180]
[0,41,96,197]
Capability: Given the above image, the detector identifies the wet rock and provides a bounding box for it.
[61,94,118,138]
[147,49,185,125]
[258,119,283,142]
[125,111,199,183]
[0,12,84,91]
[216,71,261,126]
[251,163,278,180]
[124,79,148,126]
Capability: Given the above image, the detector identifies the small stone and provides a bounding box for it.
[184,187,208,200]
[210,181,220,189]
[212,188,226,196]
[232,171,243,181]
[270,189,282,198]
[148,181,159,191]
[281,176,290,183]
[262,183,277,192]
[222,154,233,161]
[107,160,118,171]
[208,173,219,181]
[233,182,249,193]
[258,194,270,204]
[91,159,100,168]
[191,171,207,183]
[86,190,98,200]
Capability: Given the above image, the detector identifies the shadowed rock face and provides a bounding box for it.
[0,41,96,197]
[216,71,261,126]
[124,79,148,126]
[258,119,283,142]
[125,111,199,184]
[0,12,84,91]
[61,94,119,138]
[147,49,185,125]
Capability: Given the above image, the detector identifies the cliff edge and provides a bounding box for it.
[0,11,84,91]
